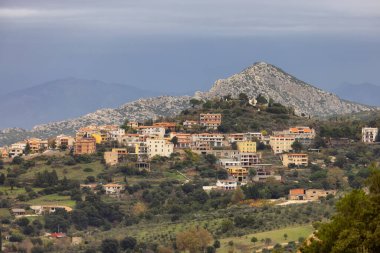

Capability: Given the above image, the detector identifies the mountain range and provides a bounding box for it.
[0,62,378,146]
[0,78,159,129]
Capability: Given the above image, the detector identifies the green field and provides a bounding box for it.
[0,186,43,199]
[0,208,11,218]
[19,161,106,182]
[26,194,76,208]
[219,225,314,253]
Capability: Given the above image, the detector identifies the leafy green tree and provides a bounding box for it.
[120,236,137,250]
[239,93,249,105]
[71,210,89,230]
[213,240,221,249]
[24,143,31,155]
[176,227,213,253]
[220,219,234,233]
[170,136,179,146]
[206,246,216,253]
[251,236,258,245]
[190,98,202,108]
[120,119,130,131]
[231,187,245,204]
[12,156,24,164]
[256,94,268,104]
[291,140,303,152]
[0,173,5,185]
[204,154,217,165]
[100,239,119,253]
[300,166,380,253]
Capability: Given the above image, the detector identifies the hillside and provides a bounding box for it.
[0,96,191,145]
[0,78,159,129]
[198,62,376,116]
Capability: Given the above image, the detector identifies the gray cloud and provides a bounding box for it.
[0,0,379,36]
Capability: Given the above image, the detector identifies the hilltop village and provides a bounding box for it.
[0,96,379,253]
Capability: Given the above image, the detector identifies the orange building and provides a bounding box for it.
[153,122,177,131]
[74,138,96,155]
[289,188,306,200]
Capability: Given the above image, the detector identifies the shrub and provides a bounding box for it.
[83,168,94,172]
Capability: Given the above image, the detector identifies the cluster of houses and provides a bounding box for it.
[1,113,379,204]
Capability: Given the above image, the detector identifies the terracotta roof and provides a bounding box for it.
[289,189,305,195]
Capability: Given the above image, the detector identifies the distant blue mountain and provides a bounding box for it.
[332,83,380,107]
[0,78,159,129]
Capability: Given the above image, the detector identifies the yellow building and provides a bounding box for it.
[104,152,119,166]
[91,133,103,144]
[281,153,308,167]
[236,141,257,153]
[227,167,248,182]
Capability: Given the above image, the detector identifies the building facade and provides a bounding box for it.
[199,113,222,130]
[362,127,379,143]
[281,153,309,167]
[74,138,96,155]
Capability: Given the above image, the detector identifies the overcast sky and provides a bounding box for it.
[0,0,379,94]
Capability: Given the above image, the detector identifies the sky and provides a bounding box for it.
[0,0,379,95]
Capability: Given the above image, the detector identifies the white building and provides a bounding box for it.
[139,127,166,138]
[103,183,124,195]
[146,138,174,158]
[219,159,242,169]
[192,133,224,148]
[55,134,75,149]
[362,127,378,143]
[109,128,126,141]
[9,142,27,157]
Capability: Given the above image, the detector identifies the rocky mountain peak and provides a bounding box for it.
[202,63,375,116]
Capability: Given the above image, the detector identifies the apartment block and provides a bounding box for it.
[138,126,166,138]
[26,138,48,153]
[183,120,198,129]
[237,152,260,168]
[281,153,308,167]
[227,167,248,182]
[9,142,27,157]
[199,113,222,130]
[253,168,282,182]
[146,137,174,158]
[226,133,245,143]
[169,132,192,148]
[192,133,224,148]
[362,127,378,143]
[219,159,242,169]
[153,122,177,132]
[236,141,257,153]
[104,148,128,166]
[74,138,96,155]
[269,135,296,154]
[56,134,75,149]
